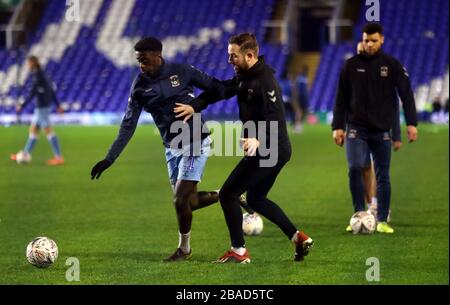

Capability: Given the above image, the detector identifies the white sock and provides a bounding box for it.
[371,197,378,206]
[231,247,246,256]
[178,231,191,254]
[46,133,55,141]
[291,230,300,243]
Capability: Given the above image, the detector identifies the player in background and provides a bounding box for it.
[279,71,303,133]
[353,42,401,227]
[90,37,246,262]
[290,66,310,134]
[332,23,418,234]
[174,33,313,263]
[10,55,65,165]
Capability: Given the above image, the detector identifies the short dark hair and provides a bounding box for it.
[134,37,163,52]
[27,55,41,69]
[362,23,384,35]
[228,33,259,56]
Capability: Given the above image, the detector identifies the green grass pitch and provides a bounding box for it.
[0,123,448,284]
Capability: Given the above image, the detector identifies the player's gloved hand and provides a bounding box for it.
[91,159,112,180]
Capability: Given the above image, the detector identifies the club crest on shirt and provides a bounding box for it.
[245,88,254,102]
[170,75,180,87]
[380,66,389,77]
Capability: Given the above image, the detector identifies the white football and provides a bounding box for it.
[242,213,263,236]
[349,211,376,234]
[26,236,58,268]
[16,151,31,164]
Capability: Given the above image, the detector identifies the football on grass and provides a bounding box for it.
[242,213,263,236]
[350,211,376,234]
[26,237,58,268]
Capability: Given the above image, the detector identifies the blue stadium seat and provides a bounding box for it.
[311,0,449,112]
[1,0,284,118]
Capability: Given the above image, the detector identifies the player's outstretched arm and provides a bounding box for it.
[100,84,143,166]
[174,79,238,122]
[190,74,239,113]
[92,83,143,181]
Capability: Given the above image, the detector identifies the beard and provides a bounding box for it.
[234,61,249,74]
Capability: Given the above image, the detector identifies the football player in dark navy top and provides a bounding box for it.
[10,56,65,165]
[174,33,313,263]
[332,23,418,234]
[355,41,401,223]
[91,37,227,261]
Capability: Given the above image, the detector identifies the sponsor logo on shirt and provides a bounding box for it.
[267,90,276,103]
[357,68,366,73]
[380,66,389,77]
[402,66,409,77]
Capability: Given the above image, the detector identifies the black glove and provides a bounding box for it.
[91,159,112,180]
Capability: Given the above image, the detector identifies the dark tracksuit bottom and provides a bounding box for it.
[218,156,297,248]
[345,123,392,222]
